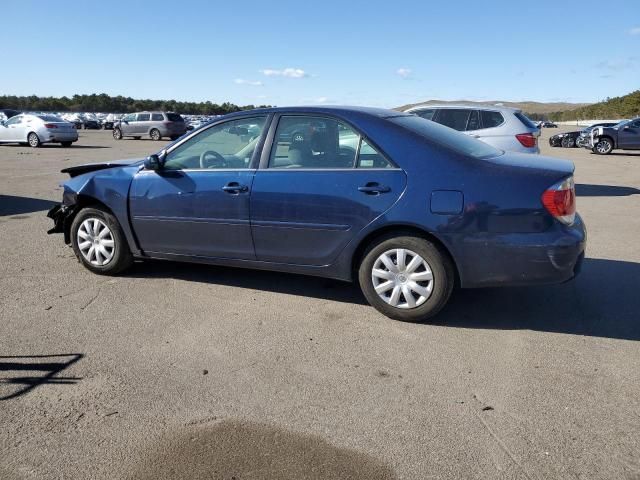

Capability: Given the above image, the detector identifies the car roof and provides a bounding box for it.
[219,106,411,121]
[406,104,521,113]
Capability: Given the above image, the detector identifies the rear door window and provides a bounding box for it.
[434,109,471,131]
[137,113,150,121]
[151,113,163,121]
[480,110,504,129]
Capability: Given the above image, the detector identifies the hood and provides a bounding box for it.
[61,158,144,177]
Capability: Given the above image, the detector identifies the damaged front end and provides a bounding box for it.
[46,203,76,244]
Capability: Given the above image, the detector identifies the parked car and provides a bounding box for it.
[113,112,187,141]
[405,104,540,154]
[81,114,102,130]
[585,118,640,154]
[575,122,621,147]
[0,113,78,147]
[541,121,558,128]
[0,109,21,122]
[102,113,122,130]
[550,123,618,148]
[47,106,585,322]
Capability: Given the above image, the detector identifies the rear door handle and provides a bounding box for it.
[358,183,390,195]
[223,182,249,193]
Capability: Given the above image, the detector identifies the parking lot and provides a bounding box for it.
[1,127,639,479]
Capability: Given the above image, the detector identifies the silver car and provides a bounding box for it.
[113,111,187,141]
[0,113,78,147]
[404,104,540,154]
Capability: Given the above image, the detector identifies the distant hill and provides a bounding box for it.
[547,90,640,121]
[396,99,591,115]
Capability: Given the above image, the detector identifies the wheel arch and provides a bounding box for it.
[350,224,461,286]
[63,195,115,244]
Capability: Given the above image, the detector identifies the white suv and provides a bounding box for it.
[405,104,540,154]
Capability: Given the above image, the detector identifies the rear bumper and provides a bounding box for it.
[42,132,78,143]
[457,214,587,288]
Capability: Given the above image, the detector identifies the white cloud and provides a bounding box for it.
[260,68,308,78]
[315,97,329,104]
[234,79,263,86]
[628,27,640,35]
[396,68,412,79]
[595,57,638,72]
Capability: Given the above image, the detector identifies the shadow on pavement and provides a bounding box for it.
[131,420,396,480]
[0,195,56,216]
[437,258,640,341]
[128,258,639,341]
[0,354,84,400]
[127,261,368,306]
[576,184,640,197]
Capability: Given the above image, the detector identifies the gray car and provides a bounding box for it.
[404,104,540,154]
[113,111,187,141]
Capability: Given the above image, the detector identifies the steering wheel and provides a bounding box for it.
[199,150,226,169]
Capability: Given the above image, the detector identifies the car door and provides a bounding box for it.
[1,115,25,141]
[120,113,136,135]
[618,119,640,149]
[135,113,150,135]
[129,115,270,259]
[250,114,407,266]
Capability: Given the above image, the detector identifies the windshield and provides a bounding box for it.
[392,115,502,159]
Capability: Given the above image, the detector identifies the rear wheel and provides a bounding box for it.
[70,207,133,275]
[113,128,122,140]
[594,137,613,155]
[61,141,72,147]
[27,132,40,148]
[150,128,161,141]
[358,235,454,322]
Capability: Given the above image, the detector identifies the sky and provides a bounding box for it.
[2,0,639,108]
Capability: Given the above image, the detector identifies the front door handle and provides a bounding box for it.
[223,182,249,194]
[358,183,390,195]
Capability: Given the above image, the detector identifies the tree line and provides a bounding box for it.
[544,90,640,122]
[0,93,270,115]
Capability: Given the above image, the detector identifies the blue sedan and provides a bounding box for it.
[47,106,586,321]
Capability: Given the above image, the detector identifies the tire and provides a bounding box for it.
[594,137,613,155]
[61,142,73,147]
[70,207,133,275]
[358,235,454,322]
[113,128,122,140]
[27,132,40,148]
[561,137,575,148]
[150,129,161,141]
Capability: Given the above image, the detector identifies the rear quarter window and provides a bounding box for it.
[480,110,505,129]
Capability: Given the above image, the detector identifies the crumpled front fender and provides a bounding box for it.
[47,204,77,244]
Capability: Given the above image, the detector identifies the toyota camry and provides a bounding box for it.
[47,107,586,321]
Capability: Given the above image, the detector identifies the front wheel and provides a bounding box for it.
[113,128,122,140]
[28,132,41,148]
[594,137,613,155]
[358,235,454,322]
[561,137,575,148]
[70,207,133,275]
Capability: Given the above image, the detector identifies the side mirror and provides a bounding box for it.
[144,151,166,170]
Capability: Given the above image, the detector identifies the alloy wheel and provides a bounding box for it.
[596,139,612,154]
[28,133,39,147]
[371,248,434,309]
[77,218,115,266]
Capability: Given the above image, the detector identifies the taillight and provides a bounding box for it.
[44,123,58,129]
[542,177,576,225]
[516,133,537,148]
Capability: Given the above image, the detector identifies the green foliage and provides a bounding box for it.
[0,93,270,115]
[546,90,640,121]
